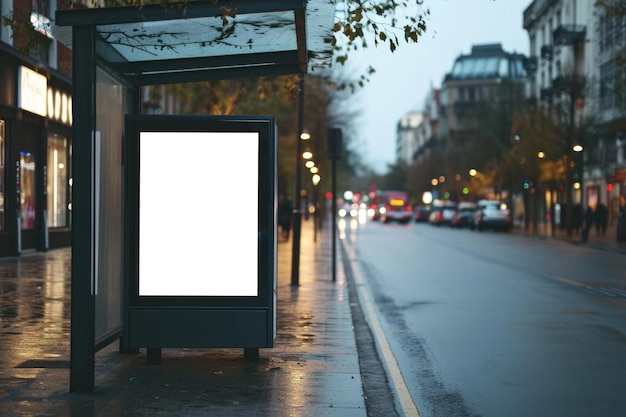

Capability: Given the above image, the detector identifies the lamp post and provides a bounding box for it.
[291,76,307,286]
[311,169,321,242]
[573,144,584,205]
[328,128,342,283]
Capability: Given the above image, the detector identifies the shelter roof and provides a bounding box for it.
[55,0,336,85]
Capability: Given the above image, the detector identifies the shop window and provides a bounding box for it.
[0,120,4,230]
[20,151,36,230]
[47,134,68,228]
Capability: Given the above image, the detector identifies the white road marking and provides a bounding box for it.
[342,239,421,417]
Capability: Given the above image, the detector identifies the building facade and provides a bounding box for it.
[396,111,423,165]
[398,1,625,226]
[439,43,527,139]
[0,0,76,256]
[524,0,626,225]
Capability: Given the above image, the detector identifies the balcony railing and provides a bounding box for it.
[552,75,586,96]
[524,56,538,74]
[541,45,552,60]
[453,100,487,112]
[553,24,586,46]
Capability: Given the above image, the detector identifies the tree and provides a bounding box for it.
[3,0,430,187]
[380,159,410,192]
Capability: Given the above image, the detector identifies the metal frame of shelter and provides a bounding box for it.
[55,0,334,392]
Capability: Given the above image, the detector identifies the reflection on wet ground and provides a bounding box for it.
[0,250,71,374]
[0,223,367,417]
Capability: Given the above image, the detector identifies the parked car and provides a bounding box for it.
[429,202,458,226]
[472,200,512,232]
[451,202,477,228]
[414,205,433,222]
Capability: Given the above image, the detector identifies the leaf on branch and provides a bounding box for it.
[354,8,363,22]
[336,55,348,65]
[220,6,237,18]
[379,32,387,41]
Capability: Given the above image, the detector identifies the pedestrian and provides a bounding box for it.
[572,204,583,234]
[618,195,626,242]
[594,202,608,236]
[277,194,293,240]
[582,206,594,242]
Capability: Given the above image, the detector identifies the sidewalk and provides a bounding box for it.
[513,219,626,254]
[0,220,368,417]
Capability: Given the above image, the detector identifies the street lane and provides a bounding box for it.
[342,218,626,417]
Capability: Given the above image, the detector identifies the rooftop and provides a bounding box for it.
[446,43,527,82]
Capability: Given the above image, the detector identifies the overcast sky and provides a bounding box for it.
[339,0,532,174]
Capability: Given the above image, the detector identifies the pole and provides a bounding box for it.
[290,75,305,286]
[331,156,337,282]
[328,128,342,283]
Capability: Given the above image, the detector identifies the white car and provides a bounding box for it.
[472,200,512,232]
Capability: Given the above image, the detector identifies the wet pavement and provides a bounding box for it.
[0,217,623,417]
[0,221,368,417]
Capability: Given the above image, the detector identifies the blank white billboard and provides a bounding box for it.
[138,131,259,296]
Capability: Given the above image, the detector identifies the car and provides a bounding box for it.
[429,202,458,225]
[380,191,413,224]
[472,200,512,232]
[451,202,477,228]
[414,205,433,222]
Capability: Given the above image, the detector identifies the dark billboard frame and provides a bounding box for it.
[124,114,277,348]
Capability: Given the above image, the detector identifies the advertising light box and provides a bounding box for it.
[125,115,276,310]
[139,130,258,296]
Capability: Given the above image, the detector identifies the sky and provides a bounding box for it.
[342,0,532,174]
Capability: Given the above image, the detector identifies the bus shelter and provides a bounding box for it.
[55,0,334,392]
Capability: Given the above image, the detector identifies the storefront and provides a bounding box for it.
[0,48,72,257]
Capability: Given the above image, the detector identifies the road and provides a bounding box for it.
[340,216,626,417]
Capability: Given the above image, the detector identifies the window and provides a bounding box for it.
[599,11,626,53]
[458,87,465,102]
[47,133,68,227]
[29,0,52,63]
[20,151,36,230]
